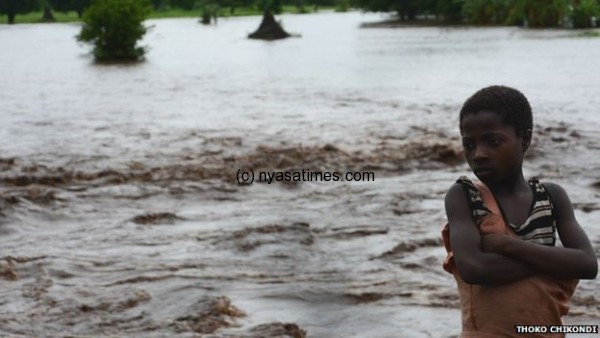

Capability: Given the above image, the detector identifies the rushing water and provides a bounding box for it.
[0,11,599,337]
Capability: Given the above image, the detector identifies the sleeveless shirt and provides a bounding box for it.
[457,176,556,246]
[441,177,578,338]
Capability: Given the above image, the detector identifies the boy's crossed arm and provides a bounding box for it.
[481,182,597,280]
[446,182,598,286]
[446,183,535,285]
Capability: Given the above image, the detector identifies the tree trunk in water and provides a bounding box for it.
[201,10,211,24]
[248,10,291,40]
[42,6,56,22]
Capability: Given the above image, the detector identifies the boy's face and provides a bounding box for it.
[460,110,530,183]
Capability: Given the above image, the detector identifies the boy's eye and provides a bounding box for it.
[462,140,475,150]
[487,137,501,147]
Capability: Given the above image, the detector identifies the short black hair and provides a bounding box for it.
[459,85,533,136]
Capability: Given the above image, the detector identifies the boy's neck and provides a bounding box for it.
[484,170,529,195]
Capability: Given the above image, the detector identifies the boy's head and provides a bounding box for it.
[459,85,533,182]
[459,85,532,137]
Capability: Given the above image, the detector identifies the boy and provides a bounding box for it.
[442,85,597,337]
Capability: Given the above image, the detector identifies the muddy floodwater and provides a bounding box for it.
[1,11,599,337]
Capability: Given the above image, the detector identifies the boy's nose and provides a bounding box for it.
[472,146,490,163]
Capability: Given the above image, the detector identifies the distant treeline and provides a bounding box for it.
[354,0,600,28]
[1,0,599,27]
[0,0,339,24]
[0,0,89,23]
[153,0,339,12]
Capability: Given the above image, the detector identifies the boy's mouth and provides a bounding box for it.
[473,168,494,176]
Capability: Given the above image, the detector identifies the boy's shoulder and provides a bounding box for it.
[444,177,470,205]
[530,176,565,194]
[448,175,476,188]
[530,179,575,216]
[445,176,571,204]
[445,176,473,193]
[537,180,565,191]
[444,176,484,210]
[537,181,572,206]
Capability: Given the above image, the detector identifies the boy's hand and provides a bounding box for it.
[481,233,510,254]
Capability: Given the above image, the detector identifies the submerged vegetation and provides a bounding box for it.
[76,0,152,62]
[248,0,294,39]
[248,9,292,39]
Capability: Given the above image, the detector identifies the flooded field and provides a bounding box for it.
[0,11,599,337]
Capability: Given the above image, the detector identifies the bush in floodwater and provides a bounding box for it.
[77,0,152,62]
[197,0,220,25]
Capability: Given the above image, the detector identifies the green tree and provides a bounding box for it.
[77,0,152,62]
[197,0,220,24]
[570,0,599,28]
[335,0,350,12]
[509,0,570,27]
[49,0,92,18]
[40,0,56,22]
[150,0,168,9]
[0,0,40,24]
[222,0,243,14]
[431,0,463,23]
[352,0,437,21]
[257,0,283,14]
[460,0,511,24]
[306,0,336,11]
[169,0,196,9]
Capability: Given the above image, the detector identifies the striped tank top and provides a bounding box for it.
[457,176,556,246]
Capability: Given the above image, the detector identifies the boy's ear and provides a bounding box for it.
[522,129,532,151]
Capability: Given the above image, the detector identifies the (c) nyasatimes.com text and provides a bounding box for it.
[236,168,375,185]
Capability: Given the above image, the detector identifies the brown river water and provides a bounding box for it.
[0,11,599,337]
